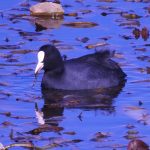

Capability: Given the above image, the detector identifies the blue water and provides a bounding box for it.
[0,0,150,149]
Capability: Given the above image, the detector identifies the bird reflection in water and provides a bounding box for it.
[36,83,125,125]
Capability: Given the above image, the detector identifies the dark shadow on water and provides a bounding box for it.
[41,82,126,124]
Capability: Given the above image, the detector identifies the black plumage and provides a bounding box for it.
[36,44,126,90]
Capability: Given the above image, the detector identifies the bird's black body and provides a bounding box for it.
[38,44,126,90]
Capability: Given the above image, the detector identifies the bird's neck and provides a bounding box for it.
[45,65,64,76]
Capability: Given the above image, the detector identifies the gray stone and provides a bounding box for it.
[30,2,64,18]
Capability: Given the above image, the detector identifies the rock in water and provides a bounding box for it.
[127,139,149,150]
[30,2,64,19]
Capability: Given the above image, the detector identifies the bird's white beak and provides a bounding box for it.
[35,51,45,75]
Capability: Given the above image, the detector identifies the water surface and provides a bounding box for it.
[0,0,150,149]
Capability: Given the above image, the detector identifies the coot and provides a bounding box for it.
[35,44,126,90]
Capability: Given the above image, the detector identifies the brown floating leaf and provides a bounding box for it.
[86,42,107,49]
[126,124,135,129]
[125,106,144,110]
[11,50,34,54]
[0,91,11,96]
[133,28,140,39]
[5,142,36,150]
[127,130,139,135]
[0,111,33,119]
[55,43,73,50]
[132,27,149,41]
[80,9,92,14]
[27,124,63,135]
[0,112,11,117]
[141,27,149,41]
[19,31,41,37]
[131,79,150,83]
[119,21,140,27]
[40,138,83,149]
[121,13,141,19]
[1,121,13,126]
[137,55,150,61]
[64,12,78,17]
[63,21,98,28]
[0,45,20,49]
[146,67,150,74]
[63,131,76,135]
[91,132,110,141]
[124,134,138,140]
[135,48,146,52]
[0,54,13,59]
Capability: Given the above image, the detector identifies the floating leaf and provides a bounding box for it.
[63,131,76,135]
[135,48,146,52]
[137,56,150,61]
[131,79,150,83]
[1,121,13,126]
[27,124,63,135]
[133,28,140,39]
[11,50,34,54]
[4,142,36,150]
[121,13,141,19]
[86,42,107,49]
[119,21,140,27]
[127,130,139,135]
[0,45,20,49]
[91,132,110,141]
[64,12,78,17]
[141,27,149,41]
[64,22,98,28]
[80,9,92,14]
[126,124,135,129]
